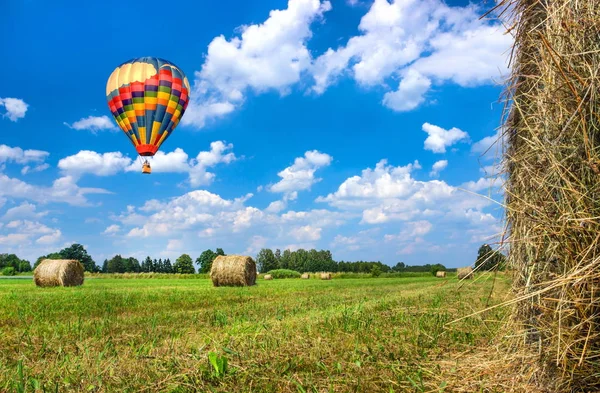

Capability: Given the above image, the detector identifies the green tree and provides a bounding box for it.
[174,254,195,274]
[198,249,217,273]
[475,244,496,271]
[280,250,292,269]
[164,258,173,273]
[274,249,281,264]
[430,263,446,276]
[107,255,125,273]
[216,248,225,256]
[59,244,98,272]
[371,265,382,277]
[256,248,278,273]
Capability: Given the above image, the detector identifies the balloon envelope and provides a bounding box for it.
[106,57,190,156]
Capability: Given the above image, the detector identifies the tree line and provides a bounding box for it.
[0,254,32,275]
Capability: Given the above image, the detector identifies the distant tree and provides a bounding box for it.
[198,249,217,273]
[475,244,501,271]
[174,254,195,274]
[107,255,125,273]
[216,248,225,256]
[59,244,98,272]
[142,256,152,272]
[127,257,141,273]
[164,258,173,273]
[102,259,108,273]
[392,262,406,272]
[152,259,158,273]
[256,248,278,273]
[280,250,292,269]
[156,258,164,273]
[371,265,382,277]
[274,249,281,264]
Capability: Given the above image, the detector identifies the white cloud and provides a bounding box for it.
[317,159,492,225]
[166,239,184,251]
[289,225,321,242]
[3,202,47,220]
[103,224,121,235]
[36,230,62,245]
[422,123,469,153]
[472,129,505,156]
[58,151,132,177]
[311,0,511,110]
[0,173,110,206]
[21,163,50,175]
[182,0,332,128]
[0,145,49,165]
[0,98,28,121]
[429,160,448,177]
[269,150,332,198]
[64,115,117,132]
[384,220,432,242]
[266,200,287,213]
[382,69,431,112]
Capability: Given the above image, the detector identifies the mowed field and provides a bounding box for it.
[0,275,510,392]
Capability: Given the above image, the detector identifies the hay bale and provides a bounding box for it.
[264,274,273,280]
[320,273,331,280]
[496,0,600,389]
[436,271,446,278]
[456,267,473,280]
[301,273,310,279]
[210,255,256,287]
[33,259,84,287]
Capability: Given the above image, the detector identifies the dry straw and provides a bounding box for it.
[491,0,600,390]
[436,271,447,278]
[457,267,473,280]
[33,259,84,287]
[210,255,257,287]
[263,274,273,280]
[320,273,332,280]
[301,273,310,279]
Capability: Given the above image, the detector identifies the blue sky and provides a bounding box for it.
[0,0,511,268]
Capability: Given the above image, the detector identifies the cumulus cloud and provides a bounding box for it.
[269,150,332,199]
[58,151,132,177]
[64,115,117,132]
[472,129,505,156]
[422,123,469,153]
[103,224,121,235]
[316,158,492,225]
[0,98,28,121]
[3,202,48,220]
[382,70,431,112]
[0,173,110,206]
[0,145,49,165]
[182,0,332,128]
[429,160,448,178]
[311,0,511,110]
[289,225,321,242]
[0,220,62,246]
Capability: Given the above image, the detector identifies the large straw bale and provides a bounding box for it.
[210,255,256,287]
[436,271,446,278]
[320,273,331,280]
[494,0,600,389]
[264,274,273,280]
[33,259,84,287]
[457,267,473,280]
[301,273,310,279]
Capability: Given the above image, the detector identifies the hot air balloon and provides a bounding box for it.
[106,57,190,174]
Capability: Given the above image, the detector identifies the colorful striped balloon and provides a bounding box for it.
[106,57,190,156]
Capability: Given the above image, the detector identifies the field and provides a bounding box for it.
[0,274,511,392]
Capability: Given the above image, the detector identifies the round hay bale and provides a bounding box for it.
[457,267,473,280]
[436,271,447,278]
[33,259,84,287]
[210,255,257,287]
[320,273,332,280]
[264,274,273,280]
[301,273,310,279]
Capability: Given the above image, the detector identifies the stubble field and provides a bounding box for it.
[0,274,510,392]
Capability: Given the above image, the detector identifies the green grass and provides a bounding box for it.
[0,274,510,392]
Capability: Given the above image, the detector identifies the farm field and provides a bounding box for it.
[0,274,511,392]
